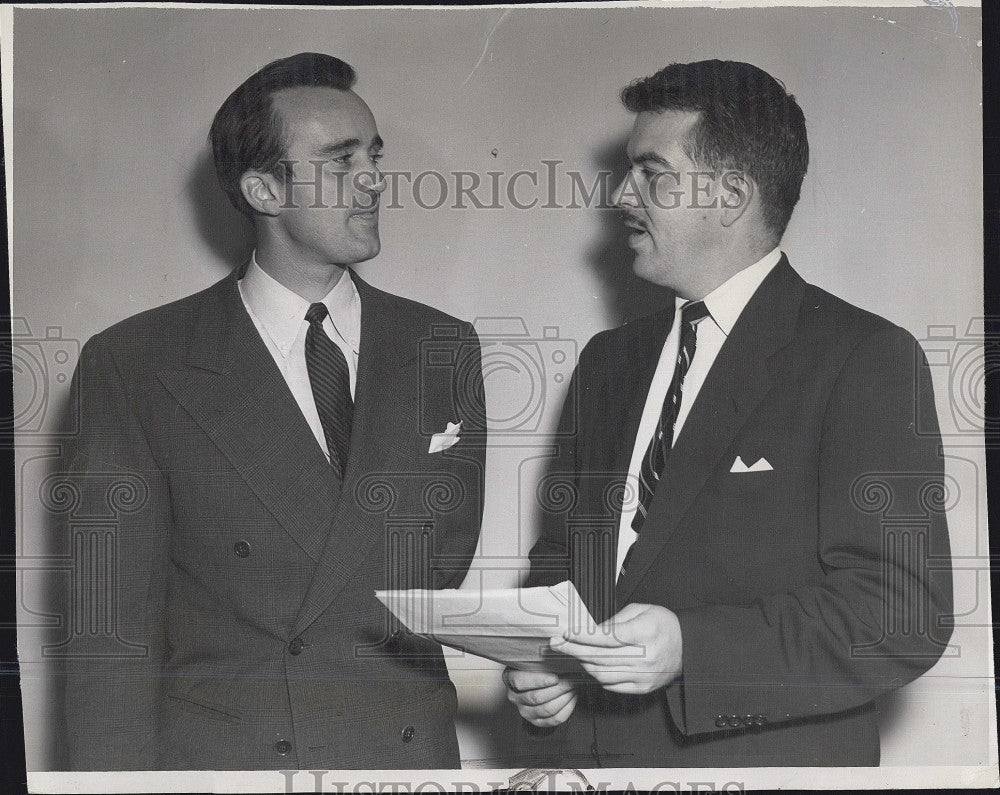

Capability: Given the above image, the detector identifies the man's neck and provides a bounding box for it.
[254,240,348,302]
[678,240,779,301]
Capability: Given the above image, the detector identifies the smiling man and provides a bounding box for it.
[61,53,486,770]
[505,60,953,767]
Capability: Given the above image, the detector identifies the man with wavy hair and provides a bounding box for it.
[505,59,952,767]
[61,52,485,770]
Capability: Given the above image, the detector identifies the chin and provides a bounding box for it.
[631,255,677,291]
[347,239,381,265]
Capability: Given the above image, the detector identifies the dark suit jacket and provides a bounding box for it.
[58,266,486,770]
[522,257,953,767]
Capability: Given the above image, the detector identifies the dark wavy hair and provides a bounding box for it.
[209,52,357,218]
[621,60,809,239]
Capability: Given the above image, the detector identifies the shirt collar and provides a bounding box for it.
[675,247,783,336]
[240,252,361,358]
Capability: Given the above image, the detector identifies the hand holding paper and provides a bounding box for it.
[503,667,578,727]
[551,602,683,695]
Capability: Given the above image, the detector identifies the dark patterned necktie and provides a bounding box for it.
[304,302,354,479]
[621,300,710,578]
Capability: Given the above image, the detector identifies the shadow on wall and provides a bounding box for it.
[876,689,906,741]
[186,145,255,274]
[35,147,246,772]
[32,386,83,772]
[585,135,673,326]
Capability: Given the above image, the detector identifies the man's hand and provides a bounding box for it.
[502,667,578,727]
[550,603,682,695]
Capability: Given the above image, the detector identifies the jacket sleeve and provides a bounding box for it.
[664,325,954,736]
[59,336,172,770]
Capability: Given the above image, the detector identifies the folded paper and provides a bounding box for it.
[375,580,594,672]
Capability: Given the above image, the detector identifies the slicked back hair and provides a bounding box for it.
[621,60,809,239]
[210,52,357,218]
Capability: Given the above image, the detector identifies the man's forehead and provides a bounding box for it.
[628,109,700,158]
[271,85,376,137]
[273,84,359,111]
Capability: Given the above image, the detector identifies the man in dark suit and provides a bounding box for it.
[59,53,485,770]
[504,60,953,767]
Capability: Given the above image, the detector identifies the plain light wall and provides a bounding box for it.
[11,4,988,771]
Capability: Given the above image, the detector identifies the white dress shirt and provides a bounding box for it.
[238,253,361,461]
[615,247,783,579]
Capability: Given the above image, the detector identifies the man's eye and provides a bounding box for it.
[641,168,658,180]
[371,153,384,164]
[331,154,352,165]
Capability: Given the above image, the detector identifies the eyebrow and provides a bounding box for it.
[315,135,384,157]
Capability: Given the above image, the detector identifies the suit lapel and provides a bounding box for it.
[615,257,805,606]
[157,266,341,563]
[291,272,420,636]
[610,306,676,477]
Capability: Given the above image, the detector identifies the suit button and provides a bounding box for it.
[274,740,292,756]
[401,725,415,743]
[422,522,433,533]
[755,715,767,726]
[234,540,251,558]
[288,637,304,655]
[715,716,728,728]
[728,716,743,728]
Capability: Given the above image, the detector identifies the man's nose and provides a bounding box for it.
[358,167,387,194]
[611,175,634,208]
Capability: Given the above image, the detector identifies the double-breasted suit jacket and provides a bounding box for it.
[60,265,486,770]
[523,257,953,767]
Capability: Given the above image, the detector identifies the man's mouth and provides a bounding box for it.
[350,205,379,222]
[622,214,649,243]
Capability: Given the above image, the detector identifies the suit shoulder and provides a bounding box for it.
[390,292,471,328]
[579,307,673,362]
[799,281,916,348]
[90,275,228,343]
[586,307,672,350]
[360,280,477,338]
[83,274,231,363]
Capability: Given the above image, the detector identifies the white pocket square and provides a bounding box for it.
[730,455,773,473]
[428,421,462,454]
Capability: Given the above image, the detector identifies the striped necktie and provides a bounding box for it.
[304,302,354,480]
[621,300,710,577]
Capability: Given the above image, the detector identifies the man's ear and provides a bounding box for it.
[719,170,754,228]
[239,170,283,217]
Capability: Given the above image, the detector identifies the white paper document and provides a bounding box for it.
[375,580,593,672]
